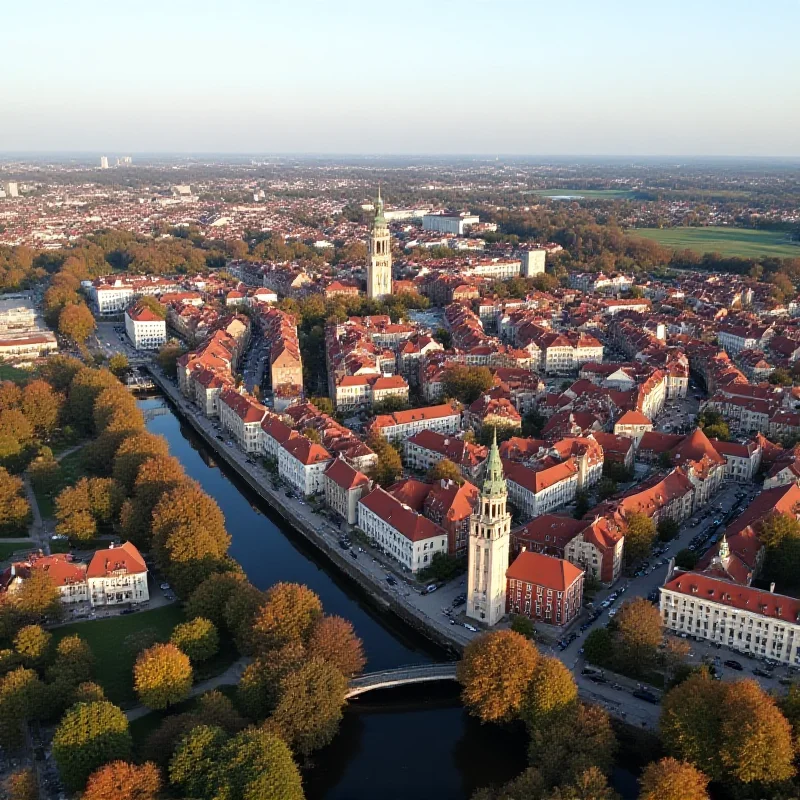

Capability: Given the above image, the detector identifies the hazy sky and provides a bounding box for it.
[4,0,799,156]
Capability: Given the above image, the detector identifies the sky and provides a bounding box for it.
[3,0,799,156]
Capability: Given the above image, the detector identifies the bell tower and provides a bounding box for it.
[467,430,512,627]
[367,187,392,300]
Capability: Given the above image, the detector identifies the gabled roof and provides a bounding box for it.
[506,550,584,591]
[324,458,370,491]
[87,542,147,579]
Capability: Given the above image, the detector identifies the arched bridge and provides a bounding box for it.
[347,662,458,699]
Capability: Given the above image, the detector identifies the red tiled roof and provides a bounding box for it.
[359,487,447,543]
[506,551,584,591]
[324,458,370,491]
[87,542,146,578]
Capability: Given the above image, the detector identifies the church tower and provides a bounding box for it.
[467,430,512,627]
[367,188,392,300]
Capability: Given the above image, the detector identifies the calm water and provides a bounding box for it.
[141,396,528,799]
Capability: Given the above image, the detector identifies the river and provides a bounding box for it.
[141,396,529,800]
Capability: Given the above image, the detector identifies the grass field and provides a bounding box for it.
[532,188,634,199]
[52,604,186,706]
[627,226,800,259]
[34,447,87,519]
[0,541,35,561]
[0,364,32,383]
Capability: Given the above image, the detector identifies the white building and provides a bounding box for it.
[100,156,109,169]
[520,248,546,277]
[218,389,266,453]
[423,212,480,236]
[0,294,36,332]
[358,486,448,573]
[503,459,579,520]
[279,435,333,496]
[94,281,135,315]
[3,182,19,198]
[86,542,149,607]
[660,565,800,665]
[125,304,167,350]
[467,433,512,626]
[368,404,461,444]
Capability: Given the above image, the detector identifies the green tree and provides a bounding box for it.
[674,548,698,570]
[0,468,30,536]
[186,571,248,630]
[639,758,709,800]
[613,598,662,674]
[573,490,590,520]
[520,656,578,733]
[441,364,493,405]
[596,477,617,501]
[133,643,192,710]
[46,634,94,687]
[252,582,323,653]
[52,700,132,792]
[156,341,186,377]
[583,628,614,667]
[0,667,44,747]
[306,614,366,677]
[697,412,730,442]
[365,433,403,487]
[65,368,118,433]
[769,367,793,386]
[107,353,130,378]
[426,458,465,485]
[58,303,96,344]
[623,512,656,565]
[458,631,539,723]
[168,723,227,797]
[223,581,266,654]
[510,614,536,639]
[170,617,219,664]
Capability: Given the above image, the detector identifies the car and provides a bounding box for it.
[608,608,617,617]
[160,583,171,590]
[589,674,607,684]
[425,584,438,593]
[463,623,478,632]
[633,689,660,704]
[449,618,456,625]
[724,659,743,671]
[350,550,358,560]
[120,608,134,615]
[752,668,772,678]
[385,576,397,586]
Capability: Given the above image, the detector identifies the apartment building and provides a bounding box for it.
[279,435,333,496]
[404,430,488,481]
[124,304,167,350]
[218,389,266,453]
[369,404,461,444]
[502,458,579,520]
[323,458,371,525]
[506,551,584,626]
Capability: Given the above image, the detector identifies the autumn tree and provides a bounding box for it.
[4,767,38,800]
[156,341,187,377]
[639,758,709,800]
[21,379,62,438]
[46,634,94,687]
[268,655,349,756]
[170,617,219,664]
[223,581,266,653]
[14,568,62,624]
[151,482,231,595]
[623,512,656,565]
[520,656,577,733]
[38,354,82,392]
[52,700,132,792]
[306,615,366,677]
[612,597,662,674]
[55,477,121,542]
[65,368,118,433]
[186,571,247,629]
[0,468,30,536]
[29,452,61,497]
[0,667,44,747]
[13,625,51,667]
[252,581,322,653]
[112,431,170,491]
[92,385,142,433]
[72,681,106,705]
[365,433,403,487]
[107,353,130,378]
[458,630,539,722]
[442,364,493,405]
[194,689,246,734]
[427,458,465,485]
[548,767,618,800]
[133,643,193,710]
[82,760,160,800]
[58,303,96,344]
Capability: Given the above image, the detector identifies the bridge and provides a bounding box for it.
[347,662,458,699]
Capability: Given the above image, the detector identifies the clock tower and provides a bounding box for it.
[467,430,512,627]
[367,188,393,300]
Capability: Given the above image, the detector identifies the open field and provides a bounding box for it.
[0,364,32,383]
[0,540,35,561]
[52,604,186,705]
[627,226,800,259]
[34,447,87,518]
[532,188,634,199]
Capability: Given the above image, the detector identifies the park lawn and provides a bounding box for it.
[51,604,186,706]
[0,540,35,561]
[0,363,32,383]
[34,447,87,519]
[532,188,634,199]
[627,226,800,259]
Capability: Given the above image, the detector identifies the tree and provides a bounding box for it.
[596,477,617,501]
[194,689,246,734]
[528,703,616,789]
[137,296,167,319]
[223,581,266,654]
[13,625,51,667]
[14,568,62,623]
[510,614,536,639]
[156,341,186,377]
[151,482,231,596]
[82,761,161,800]
[4,767,38,800]
[573,490,590,520]
[252,582,323,653]
[168,723,227,798]
[639,758,709,800]
[55,477,121,542]
[426,458,464,485]
[170,617,219,664]
[46,634,94,686]
[520,656,578,733]
[65,368,118,433]
[72,682,106,705]
[365,433,403,487]
[21,379,62,438]
[759,511,800,549]
[441,364,493,405]
[112,431,170,491]
[457,631,539,723]
[697,412,730,442]
[613,598,662,673]
[0,468,30,536]
[92,385,142,433]
[548,767,618,800]
[0,667,44,747]
[770,367,793,386]
[38,355,82,392]
[133,643,193,710]
[29,453,61,497]
[186,571,248,630]
[583,628,613,667]
[142,712,199,767]
[674,548,698,570]
[58,303,96,344]
[268,656,349,756]
[623,512,656,565]
[108,353,130,378]
[657,517,680,542]
[306,615,366,677]
[52,700,132,792]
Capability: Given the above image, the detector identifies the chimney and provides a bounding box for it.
[770,582,776,593]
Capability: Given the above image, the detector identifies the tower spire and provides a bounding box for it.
[481,428,506,497]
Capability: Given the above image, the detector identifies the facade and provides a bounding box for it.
[614,410,653,446]
[219,389,266,453]
[404,430,487,481]
[125,304,167,350]
[86,542,149,607]
[506,551,584,626]
[422,212,479,236]
[503,458,579,520]
[279,436,333,496]
[519,248,546,277]
[467,433,512,626]
[660,567,800,665]
[367,189,393,300]
[324,457,371,525]
[709,438,763,483]
[369,404,461,443]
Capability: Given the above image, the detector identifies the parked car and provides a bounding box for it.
[425,584,438,593]
[724,659,743,671]
[463,623,478,632]
[160,583,171,591]
[633,689,660,704]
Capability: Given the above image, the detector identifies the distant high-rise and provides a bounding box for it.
[367,188,392,300]
[3,182,19,198]
[100,156,109,169]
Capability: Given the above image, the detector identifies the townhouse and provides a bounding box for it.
[219,389,266,453]
[323,458,371,525]
[709,438,763,482]
[404,430,488,481]
[369,403,461,444]
[279,435,333,496]
[502,458,579,520]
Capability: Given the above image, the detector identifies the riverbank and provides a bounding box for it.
[146,368,464,659]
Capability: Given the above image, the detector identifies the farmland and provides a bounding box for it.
[626,226,800,259]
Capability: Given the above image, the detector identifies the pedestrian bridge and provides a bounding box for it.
[347,662,459,698]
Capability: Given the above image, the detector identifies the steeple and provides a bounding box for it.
[718,533,730,562]
[374,185,386,225]
[367,185,392,300]
[481,429,506,498]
